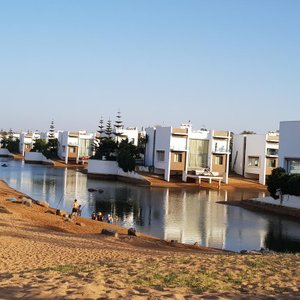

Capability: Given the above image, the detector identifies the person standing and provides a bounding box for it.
[72,199,79,216]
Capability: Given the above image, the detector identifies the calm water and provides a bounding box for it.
[1,157,300,253]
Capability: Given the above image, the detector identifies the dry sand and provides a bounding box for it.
[0,180,300,299]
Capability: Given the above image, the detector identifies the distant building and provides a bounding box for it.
[115,127,139,146]
[19,131,41,156]
[57,130,94,164]
[231,132,279,185]
[278,121,300,174]
[144,124,231,183]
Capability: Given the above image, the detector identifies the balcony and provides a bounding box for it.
[212,147,230,154]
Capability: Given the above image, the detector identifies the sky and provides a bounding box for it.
[0,0,299,134]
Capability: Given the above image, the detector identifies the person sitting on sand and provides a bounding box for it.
[91,212,96,220]
[107,214,113,224]
[72,199,79,216]
[97,212,103,222]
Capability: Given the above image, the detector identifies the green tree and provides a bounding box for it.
[32,139,47,153]
[114,111,124,144]
[117,139,136,172]
[266,167,289,204]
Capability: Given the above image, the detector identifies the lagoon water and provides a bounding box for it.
[1,157,300,253]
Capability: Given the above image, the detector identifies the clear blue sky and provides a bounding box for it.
[0,0,299,134]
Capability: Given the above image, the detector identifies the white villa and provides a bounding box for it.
[19,131,41,156]
[278,121,300,174]
[115,127,139,146]
[57,130,94,164]
[231,132,279,185]
[144,124,231,183]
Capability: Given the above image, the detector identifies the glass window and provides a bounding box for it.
[248,156,259,167]
[287,159,300,174]
[69,146,76,153]
[157,151,165,162]
[268,159,277,168]
[214,155,224,165]
[174,153,183,163]
[188,139,209,168]
[267,148,278,156]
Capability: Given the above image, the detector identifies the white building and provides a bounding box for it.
[57,130,94,164]
[231,132,279,185]
[115,127,139,146]
[19,131,41,156]
[278,121,300,174]
[144,124,231,183]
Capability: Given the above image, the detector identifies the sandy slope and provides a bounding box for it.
[0,180,300,299]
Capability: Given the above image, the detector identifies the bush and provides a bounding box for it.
[266,168,288,199]
[267,167,300,199]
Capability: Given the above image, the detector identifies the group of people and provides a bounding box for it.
[91,211,113,224]
[72,199,113,224]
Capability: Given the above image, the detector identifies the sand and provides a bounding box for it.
[0,179,300,299]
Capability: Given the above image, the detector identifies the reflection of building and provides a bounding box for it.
[57,131,94,164]
[278,121,300,174]
[145,124,231,183]
[232,132,279,185]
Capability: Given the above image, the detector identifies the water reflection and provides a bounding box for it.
[1,158,300,252]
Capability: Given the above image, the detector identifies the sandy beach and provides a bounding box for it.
[0,180,300,299]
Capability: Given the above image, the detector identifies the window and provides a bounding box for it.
[157,151,165,162]
[267,148,278,156]
[214,155,224,165]
[287,159,300,174]
[188,139,209,168]
[248,156,259,167]
[268,159,277,168]
[174,153,183,163]
[69,146,76,153]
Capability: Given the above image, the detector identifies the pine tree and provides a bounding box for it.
[48,120,55,139]
[114,111,124,144]
[98,117,105,141]
[105,119,113,139]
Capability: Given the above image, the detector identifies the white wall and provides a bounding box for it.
[231,135,245,176]
[279,121,300,169]
[154,127,172,181]
[24,152,54,165]
[244,134,267,184]
[0,149,12,156]
[170,136,187,151]
[88,159,147,182]
[145,127,156,166]
[88,159,118,175]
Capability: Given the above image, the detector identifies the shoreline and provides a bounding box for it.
[1,180,300,298]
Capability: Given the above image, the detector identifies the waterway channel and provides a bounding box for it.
[1,157,300,253]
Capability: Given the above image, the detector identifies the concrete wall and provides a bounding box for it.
[232,134,245,176]
[24,152,54,165]
[244,134,267,184]
[144,127,156,167]
[154,127,172,181]
[88,159,147,182]
[0,148,12,157]
[170,136,187,151]
[279,121,300,170]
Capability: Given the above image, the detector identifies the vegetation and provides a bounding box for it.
[92,113,146,172]
[117,139,136,172]
[31,121,58,159]
[267,167,300,203]
[240,130,256,134]
[0,129,20,153]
